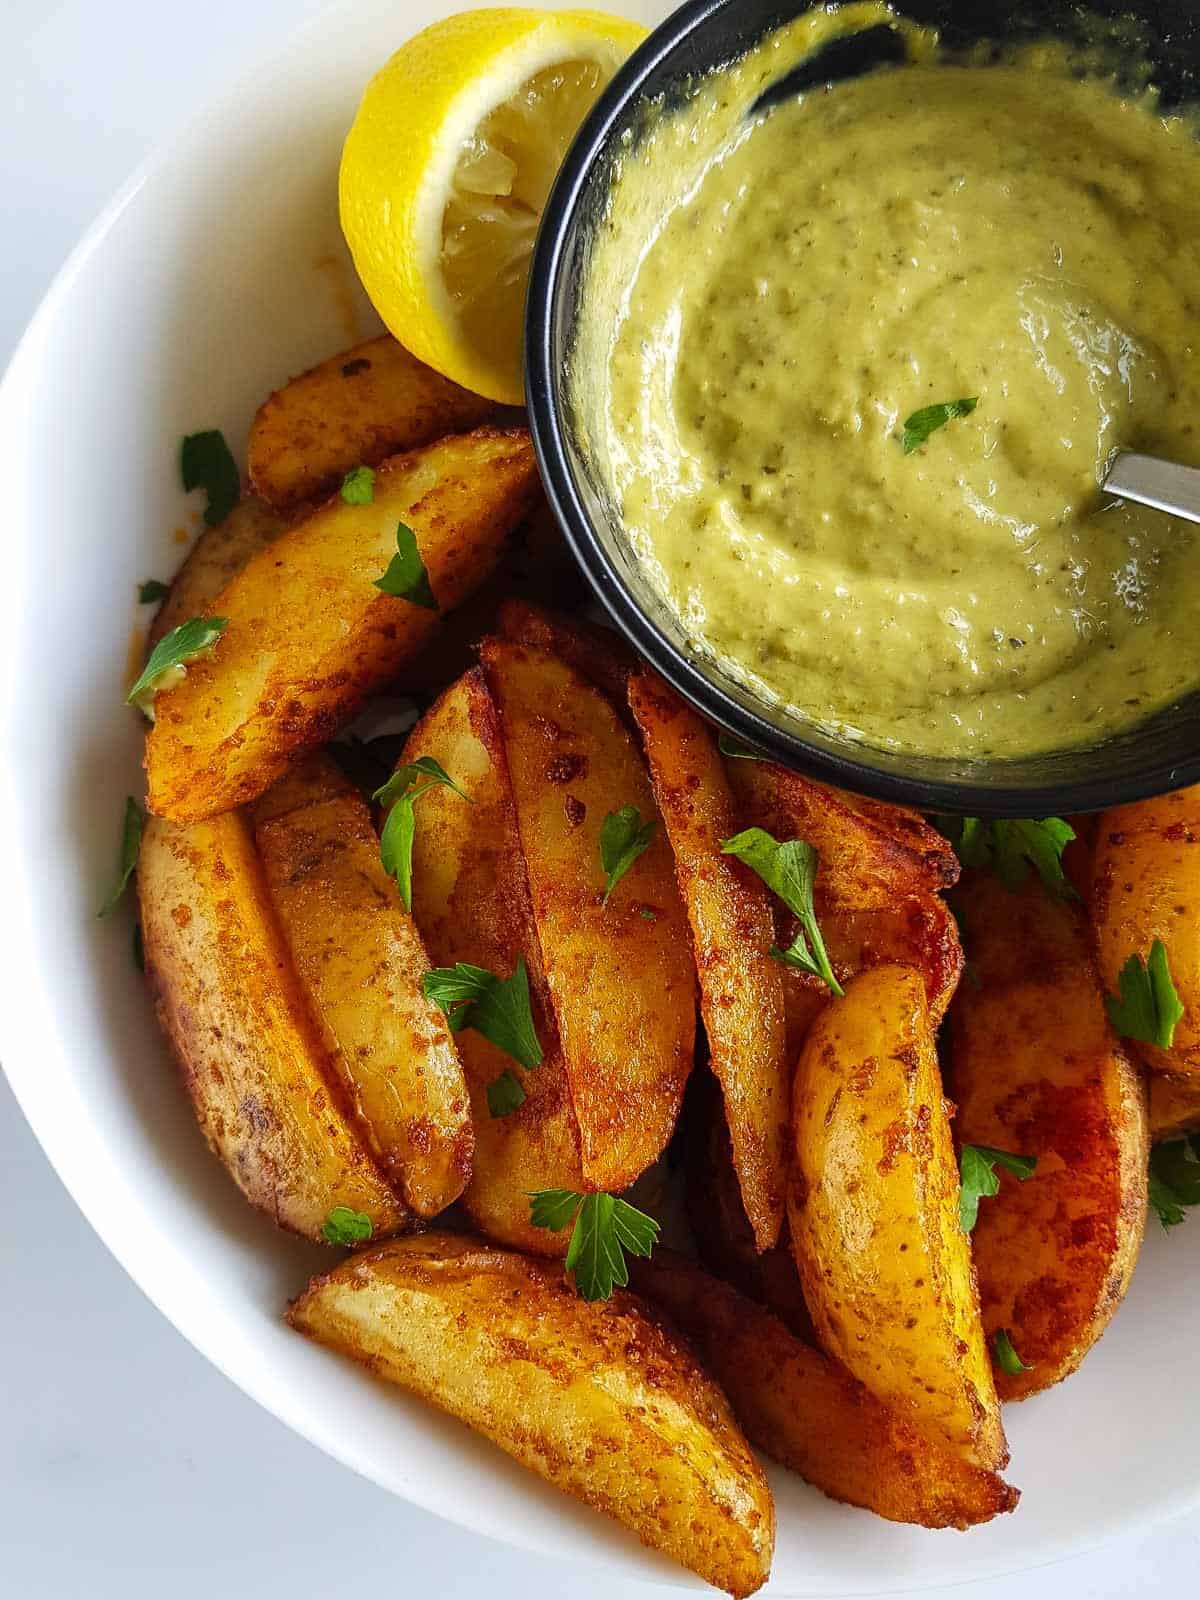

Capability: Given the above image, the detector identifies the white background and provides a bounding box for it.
[3,2,1198,1594]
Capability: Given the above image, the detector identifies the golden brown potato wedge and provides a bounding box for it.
[482,637,696,1192]
[685,1070,813,1340]
[1091,787,1200,1077]
[1150,1074,1200,1140]
[630,671,788,1251]
[406,670,584,1252]
[149,497,292,650]
[497,596,636,712]
[729,759,962,1059]
[633,1251,1018,1530]
[289,1234,774,1597]
[138,810,409,1241]
[948,871,1147,1398]
[249,754,473,1219]
[789,965,1006,1470]
[248,334,497,508]
[145,428,539,823]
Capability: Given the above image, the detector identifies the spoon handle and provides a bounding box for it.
[1105,451,1200,526]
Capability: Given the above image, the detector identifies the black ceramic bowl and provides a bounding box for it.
[526,0,1200,816]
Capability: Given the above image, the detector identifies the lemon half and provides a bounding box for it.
[340,8,647,405]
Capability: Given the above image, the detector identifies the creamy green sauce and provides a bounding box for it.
[573,4,1200,758]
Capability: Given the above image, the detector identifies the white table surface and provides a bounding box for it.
[3,2,1197,1594]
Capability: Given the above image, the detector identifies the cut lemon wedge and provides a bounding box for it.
[340,8,647,405]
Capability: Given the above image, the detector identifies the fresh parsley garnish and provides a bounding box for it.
[936,815,1077,899]
[717,733,763,761]
[99,797,145,918]
[375,758,469,911]
[639,906,657,922]
[126,617,227,720]
[993,1328,1032,1375]
[138,579,168,604]
[528,1189,660,1301]
[599,805,658,905]
[423,959,543,1070]
[180,430,240,526]
[721,826,842,995]
[340,464,376,505]
[1105,940,1184,1050]
[486,1069,527,1119]
[901,397,979,455]
[321,1206,374,1246]
[375,521,436,609]
[959,1144,1038,1233]
[1148,1137,1200,1230]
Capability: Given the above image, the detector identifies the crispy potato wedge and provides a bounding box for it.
[289,1234,774,1597]
[630,671,788,1251]
[789,965,1006,1470]
[497,596,636,711]
[482,637,696,1191]
[149,497,292,650]
[406,670,584,1252]
[729,759,962,1059]
[948,871,1147,1398]
[1150,1073,1200,1140]
[248,334,497,508]
[249,754,473,1218]
[145,428,539,823]
[685,1070,813,1340]
[633,1251,1018,1530]
[138,810,409,1240]
[1091,786,1200,1077]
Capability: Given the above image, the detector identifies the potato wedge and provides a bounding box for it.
[248,334,497,508]
[685,1070,813,1340]
[1150,1073,1200,1140]
[1091,786,1200,1077]
[630,671,788,1251]
[497,596,635,711]
[633,1251,1018,1530]
[948,871,1147,1397]
[406,670,584,1253]
[789,964,1006,1470]
[138,810,409,1240]
[145,428,539,823]
[289,1234,774,1597]
[482,637,696,1191]
[249,754,473,1219]
[729,759,962,1059]
[149,497,292,650]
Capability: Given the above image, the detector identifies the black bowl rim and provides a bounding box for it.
[524,0,1200,817]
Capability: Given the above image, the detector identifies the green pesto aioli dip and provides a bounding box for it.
[572,4,1200,758]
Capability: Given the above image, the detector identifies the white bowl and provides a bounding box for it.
[1,1,1196,1592]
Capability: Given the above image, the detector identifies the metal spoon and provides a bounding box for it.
[1105,451,1200,525]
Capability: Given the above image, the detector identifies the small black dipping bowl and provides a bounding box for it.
[525,0,1200,816]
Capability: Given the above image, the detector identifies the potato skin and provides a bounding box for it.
[729,760,961,1060]
[250,755,473,1219]
[138,810,409,1241]
[948,872,1148,1398]
[1091,787,1200,1076]
[288,1234,774,1598]
[483,637,696,1193]
[633,1252,1018,1531]
[145,428,539,823]
[1150,1073,1200,1141]
[406,670,584,1253]
[149,497,292,650]
[630,670,788,1251]
[248,334,497,508]
[789,965,1005,1471]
